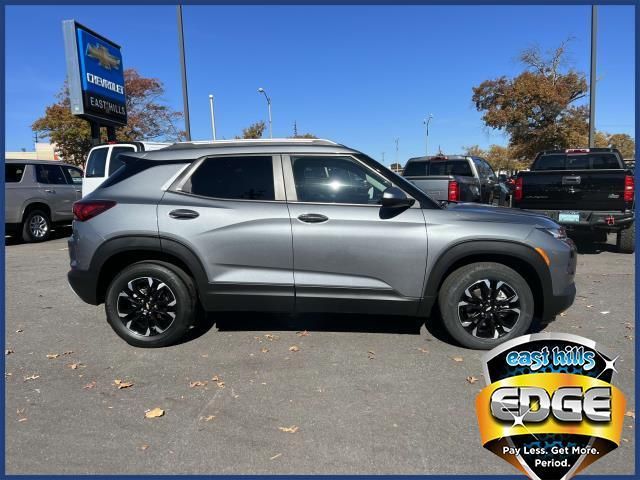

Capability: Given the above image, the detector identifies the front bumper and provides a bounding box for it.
[67,268,100,305]
[526,209,634,230]
[543,282,576,323]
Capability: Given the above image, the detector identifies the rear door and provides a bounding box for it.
[62,165,84,201]
[158,154,294,311]
[283,154,428,315]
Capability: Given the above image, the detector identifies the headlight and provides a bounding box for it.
[537,226,567,240]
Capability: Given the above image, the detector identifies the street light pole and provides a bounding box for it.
[588,5,598,147]
[208,94,216,140]
[394,138,399,165]
[424,114,433,156]
[257,87,272,138]
[176,4,191,141]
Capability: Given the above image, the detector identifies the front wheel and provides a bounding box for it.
[438,262,534,350]
[105,262,196,347]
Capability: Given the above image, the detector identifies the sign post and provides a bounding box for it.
[62,20,127,145]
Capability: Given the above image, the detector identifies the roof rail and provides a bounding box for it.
[171,138,338,147]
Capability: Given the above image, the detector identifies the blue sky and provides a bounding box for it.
[4,4,636,166]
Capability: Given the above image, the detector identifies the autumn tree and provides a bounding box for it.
[237,121,266,139]
[32,68,184,166]
[462,145,486,157]
[607,133,636,159]
[472,41,589,159]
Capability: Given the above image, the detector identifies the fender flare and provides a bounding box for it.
[418,239,552,318]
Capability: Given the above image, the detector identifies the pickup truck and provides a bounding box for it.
[513,148,635,253]
[403,155,503,205]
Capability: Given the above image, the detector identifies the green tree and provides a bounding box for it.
[237,121,266,139]
[472,41,589,160]
[32,68,184,166]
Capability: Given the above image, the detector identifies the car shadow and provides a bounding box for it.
[5,225,72,246]
[569,234,618,255]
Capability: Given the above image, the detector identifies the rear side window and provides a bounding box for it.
[535,153,621,170]
[108,146,136,175]
[36,165,68,184]
[5,164,25,182]
[85,147,109,177]
[184,156,275,201]
[63,166,83,185]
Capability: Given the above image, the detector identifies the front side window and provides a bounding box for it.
[108,146,136,175]
[63,166,83,185]
[292,156,391,204]
[183,156,275,201]
[36,165,67,185]
[5,164,25,183]
[85,147,109,177]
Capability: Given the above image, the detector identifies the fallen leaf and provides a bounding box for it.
[270,453,282,460]
[200,415,216,422]
[452,356,464,362]
[466,376,479,384]
[211,375,221,382]
[83,381,97,389]
[5,349,14,355]
[624,411,635,419]
[216,381,225,388]
[17,408,26,416]
[62,351,74,355]
[600,311,610,315]
[15,329,23,333]
[278,425,299,433]
[46,354,60,359]
[624,322,633,330]
[189,380,207,388]
[114,379,134,389]
[622,438,629,443]
[261,347,269,353]
[18,418,28,423]
[264,334,279,341]
[586,305,594,309]
[289,345,300,352]
[297,330,310,337]
[144,408,165,419]
[367,350,376,360]
[559,312,567,317]
[625,335,634,341]
[67,363,83,370]
[23,374,40,381]
[417,348,429,353]
[140,444,150,451]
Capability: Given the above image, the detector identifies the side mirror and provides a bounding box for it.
[382,187,414,208]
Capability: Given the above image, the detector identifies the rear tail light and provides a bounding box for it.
[448,180,459,202]
[514,177,523,201]
[73,200,116,221]
[624,175,634,202]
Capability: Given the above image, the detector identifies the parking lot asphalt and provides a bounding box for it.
[4,230,636,474]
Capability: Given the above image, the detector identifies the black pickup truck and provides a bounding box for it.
[514,148,635,253]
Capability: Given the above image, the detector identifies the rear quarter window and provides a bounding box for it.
[5,164,26,183]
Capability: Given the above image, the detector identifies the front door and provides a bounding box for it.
[283,154,428,316]
[158,154,294,312]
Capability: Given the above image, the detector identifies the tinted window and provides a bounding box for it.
[108,146,136,175]
[36,165,68,184]
[6,164,25,183]
[292,156,391,205]
[185,156,275,200]
[403,162,426,176]
[63,166,83,185]
[85,147,109,177]
[428,160,473,177]
[535,153,622,170]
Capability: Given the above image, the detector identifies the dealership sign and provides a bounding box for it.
[62,20,126,126]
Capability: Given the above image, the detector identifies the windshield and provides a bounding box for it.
[534,153,621,170]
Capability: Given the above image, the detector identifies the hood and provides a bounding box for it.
[443,202,559,228]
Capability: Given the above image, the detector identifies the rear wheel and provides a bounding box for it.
[105,262,196,347]
[438,262,534,350]
[617,224,635,254]
[21,209,51,243]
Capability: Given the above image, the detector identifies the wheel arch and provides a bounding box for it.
[419,240,551,321]
[22,201,52,222]
[92,235,208,305]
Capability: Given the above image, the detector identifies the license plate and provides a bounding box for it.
[558,212,580,223]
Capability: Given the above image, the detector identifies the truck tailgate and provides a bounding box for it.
[404,176,451,202]
[518,170,629,211]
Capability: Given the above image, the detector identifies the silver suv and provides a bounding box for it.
[67,139,577,349]
[5,159,83,242]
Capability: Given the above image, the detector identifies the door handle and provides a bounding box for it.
[297,213,329,223]
[75,189,82,193]
[169,209,199,220]
[44,189,56,194]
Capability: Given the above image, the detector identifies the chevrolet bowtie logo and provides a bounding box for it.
[86,43,120,70]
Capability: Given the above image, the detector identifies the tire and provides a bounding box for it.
[21,209,51,243]
[105,262,196,347]
[438,262,534,350]
[616,224,635,254]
